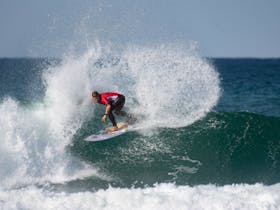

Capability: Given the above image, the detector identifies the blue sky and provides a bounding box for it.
[1,0,279,57]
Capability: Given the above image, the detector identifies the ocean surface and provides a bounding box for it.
[0,46,280,209]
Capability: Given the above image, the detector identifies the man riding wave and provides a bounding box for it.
[92,91,136,132]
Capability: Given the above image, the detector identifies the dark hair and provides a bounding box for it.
[92,91,99,97]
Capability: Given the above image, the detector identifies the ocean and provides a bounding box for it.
[0,45,280,209]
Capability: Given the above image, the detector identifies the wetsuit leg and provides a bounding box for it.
[111,95,137,124]
[108,111,117,126]
[112,95,128,117]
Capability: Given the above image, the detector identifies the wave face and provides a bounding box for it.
[73,111,280,187]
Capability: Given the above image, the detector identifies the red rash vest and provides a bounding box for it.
[98,92,120,106]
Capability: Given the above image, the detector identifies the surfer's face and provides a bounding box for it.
[92,95,99,103]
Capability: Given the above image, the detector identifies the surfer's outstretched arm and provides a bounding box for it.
[102,104,111,122]
[102,104,117,125]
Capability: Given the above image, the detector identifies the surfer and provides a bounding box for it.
[92,91,135,132]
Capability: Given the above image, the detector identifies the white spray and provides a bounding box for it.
[0,42,220,189]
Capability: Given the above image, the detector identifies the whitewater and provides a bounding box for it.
[1,43,280,210]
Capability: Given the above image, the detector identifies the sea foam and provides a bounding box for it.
[1,183,279,210]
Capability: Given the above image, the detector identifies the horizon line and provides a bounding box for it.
[0,56,280,60]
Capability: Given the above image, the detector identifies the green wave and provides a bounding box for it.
[69,112,280,188]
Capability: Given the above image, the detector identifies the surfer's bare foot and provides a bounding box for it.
[117,122,128,129]
[107,126,118,133]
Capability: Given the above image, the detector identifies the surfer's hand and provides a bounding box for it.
[101,114,107,122]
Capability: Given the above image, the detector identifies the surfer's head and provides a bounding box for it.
[92,91,100,102]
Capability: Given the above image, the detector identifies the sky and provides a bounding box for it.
[0,0,280,58]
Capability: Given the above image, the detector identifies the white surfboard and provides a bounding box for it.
[84,122,135,142]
